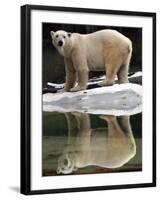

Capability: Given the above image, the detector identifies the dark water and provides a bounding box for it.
[42,112,142,176]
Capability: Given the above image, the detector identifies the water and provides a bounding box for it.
[42,112,142,176]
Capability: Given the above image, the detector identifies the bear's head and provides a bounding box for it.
[57,153,77,174]
[50,30,72,56]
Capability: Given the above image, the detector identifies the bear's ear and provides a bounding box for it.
[50,31,55,38]
[68,32,72,37]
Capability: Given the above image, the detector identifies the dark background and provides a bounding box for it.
[42,23,142,86]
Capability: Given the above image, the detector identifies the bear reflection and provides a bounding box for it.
[57,113,136,174]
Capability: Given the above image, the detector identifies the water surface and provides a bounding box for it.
[42,112,142,176]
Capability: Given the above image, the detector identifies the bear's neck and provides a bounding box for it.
[63,41,73,58]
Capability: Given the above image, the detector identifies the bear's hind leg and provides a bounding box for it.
[99,45,122,87]
[99,63,118,87]
[117,46,132,84]
[117,61,129,84]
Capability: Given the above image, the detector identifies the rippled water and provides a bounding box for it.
[42,112,142,176]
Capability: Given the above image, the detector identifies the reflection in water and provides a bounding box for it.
[42,112,141,176]
[57,113,136,174]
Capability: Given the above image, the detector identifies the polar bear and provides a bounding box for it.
[50,29,132,92]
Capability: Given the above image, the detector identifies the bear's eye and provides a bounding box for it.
[63,36,66,38]
[55,35,58,38]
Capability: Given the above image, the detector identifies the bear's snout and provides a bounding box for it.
[58,40,63,47]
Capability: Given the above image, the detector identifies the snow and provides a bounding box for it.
[130,71,142,78]
[46,71,142,89]
[43,83,142,116]
[47,82,64,88]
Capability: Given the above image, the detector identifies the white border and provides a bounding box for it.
[31,9,153,190]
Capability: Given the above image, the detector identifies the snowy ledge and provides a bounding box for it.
[43,83,142,116]
[46,71,142,90]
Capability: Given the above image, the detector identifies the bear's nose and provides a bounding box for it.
[58,40,63,47]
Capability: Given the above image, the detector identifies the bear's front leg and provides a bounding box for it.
[64,58,77,91]
[70,68,88,92]
[64,71,77,91]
